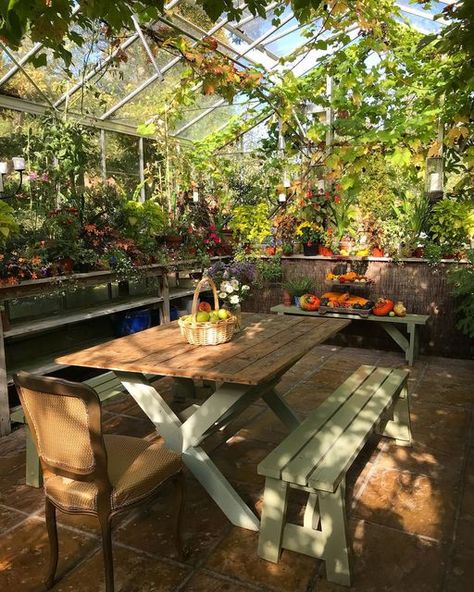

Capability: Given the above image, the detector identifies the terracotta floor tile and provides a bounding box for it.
[284,383,333,414]
[0,462,45,513]
[0,517,99,591]
[354,468,459,540]
[0,504,30,535]
[204,528,319,592]
[315,519,446,592]
[444,550,474,592]
[181,571,260,592]
[51,545,190,592]
[234,414,290,446]
[453,514,474,553]
[412,379,474,408]
[376,441,464,483]
[115,479,230,565]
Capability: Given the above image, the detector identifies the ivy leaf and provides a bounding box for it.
[30,53,47,68]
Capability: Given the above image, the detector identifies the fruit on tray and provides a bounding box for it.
[372,298,395,316]
[325,272,372,284]
[198,301,212,312]
[320,292,373,310]
[393,301,407,317]
[300,293,321,311]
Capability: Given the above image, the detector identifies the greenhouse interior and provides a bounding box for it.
[0,1,473,591]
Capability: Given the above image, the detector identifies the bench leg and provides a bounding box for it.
[380,383,412,446]
[319,481,352,587]
[25,424,42,488]
[303,492,320,530]
[258,477,289,563]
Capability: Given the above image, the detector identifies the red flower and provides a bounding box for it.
[334,195,341,204]
[209,224,217,231]
[305,191,313,198]
[307,241,313,247]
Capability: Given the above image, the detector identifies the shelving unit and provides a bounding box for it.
[0,256,229,436]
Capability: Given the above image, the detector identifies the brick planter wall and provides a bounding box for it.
[242,256,473,359]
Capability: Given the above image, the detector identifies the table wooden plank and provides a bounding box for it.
[56,313,350,386]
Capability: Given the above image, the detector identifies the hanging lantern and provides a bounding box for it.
[192,189,199,203]
[425,157,444,203]
[278,192,287,203]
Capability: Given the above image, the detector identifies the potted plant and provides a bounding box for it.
[282,242,294,256]
[282,276,314,307]
[295,221,322,256]
[318,228,337,257]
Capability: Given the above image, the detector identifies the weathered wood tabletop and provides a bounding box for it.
[57,313,350,385]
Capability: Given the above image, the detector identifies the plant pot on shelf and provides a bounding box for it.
[221,229,234,244]
[318,245,333,257]
[165,234,182,249]
[412,246,425,258]
[371,247,384,257]
[282,245,294,256]
[265,245,276,256]
[303,242,318,256]
[338,238,353,254]
[282,289,292,307]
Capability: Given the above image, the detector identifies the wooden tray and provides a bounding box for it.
[318,305,371,318]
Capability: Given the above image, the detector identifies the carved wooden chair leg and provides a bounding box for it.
[173,472,186,560]
[98,508,114,592]
[44,498,58,590]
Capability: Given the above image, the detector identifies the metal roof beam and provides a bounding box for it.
[100,2,248,121]
[55,0,180,108]
[172,11,294,136]
[0,94,154,138]
[0,5,81,88]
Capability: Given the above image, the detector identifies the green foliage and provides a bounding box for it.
[255,257,283,287]
[121,200,168,253]
[282,275,313,297]
[228,203,271,246]
[429,198,474,254]
[0,201,19,243]
[448,250,474,339]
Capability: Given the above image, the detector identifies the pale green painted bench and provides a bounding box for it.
[11,371,155,487]
[271,305,429,366]
[257,365,411,587]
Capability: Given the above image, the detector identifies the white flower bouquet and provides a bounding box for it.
[218,277,250,310]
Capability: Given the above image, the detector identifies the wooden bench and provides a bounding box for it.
[271,305,429,366]
[257,365,411,587]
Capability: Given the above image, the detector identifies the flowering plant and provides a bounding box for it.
[208,259,256,286]
[218,277,251,309]
[295,221,322,246]
[203,223,224,252]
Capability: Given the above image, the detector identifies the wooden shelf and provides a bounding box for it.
[4,295,163,339]
[169,287,210,301]
[6,335,117,383]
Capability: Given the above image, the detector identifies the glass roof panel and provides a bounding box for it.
[67,42,174,117]
[109,60,187,125]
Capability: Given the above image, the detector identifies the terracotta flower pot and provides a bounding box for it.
[282,289,292,307]
[265,246,276,256]
[371,247,384,257]
[59,257,74,274]
[412,247,424,258]
[318,245,333,257]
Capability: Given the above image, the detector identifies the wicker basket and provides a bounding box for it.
[178,276,236,346]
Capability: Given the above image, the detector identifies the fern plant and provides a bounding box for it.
[448,249,474,338]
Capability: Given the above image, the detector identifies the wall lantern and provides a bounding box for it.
[425,157,444,203]
[278,191,287,203]
[0,157,25,199]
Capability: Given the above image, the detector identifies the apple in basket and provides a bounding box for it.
[198,301,212,313]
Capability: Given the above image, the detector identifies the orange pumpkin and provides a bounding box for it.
[372,298,394,316]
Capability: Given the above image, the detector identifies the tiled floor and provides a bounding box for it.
[1,345,473,591]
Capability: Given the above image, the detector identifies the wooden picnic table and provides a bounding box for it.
[57,312,349,531]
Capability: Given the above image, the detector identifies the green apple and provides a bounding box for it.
[209,311,220,323]
[196,311,210,322]
[218,308,230,320]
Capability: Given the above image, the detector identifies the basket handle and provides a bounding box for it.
[191,276,220,320]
